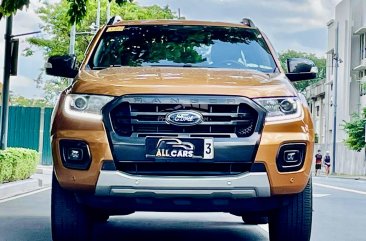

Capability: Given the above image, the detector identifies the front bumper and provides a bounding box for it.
[95,171,270,198]
[51,93,314,196]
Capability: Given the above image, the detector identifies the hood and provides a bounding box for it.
[72,67,297,98]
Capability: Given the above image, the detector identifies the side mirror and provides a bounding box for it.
[45,55,78,78]
[286,58,318,82]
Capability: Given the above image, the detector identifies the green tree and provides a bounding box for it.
[0,0,132,24]
[27,0,175,61]
[43,78,69,105]
[343,109,366,152]
[279,50,326,92]
[0,0,30,18]
[10,95,51,107]
[25,0,175,105]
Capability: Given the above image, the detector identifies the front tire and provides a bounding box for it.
[269,178,312,241]
[51,173,93,241]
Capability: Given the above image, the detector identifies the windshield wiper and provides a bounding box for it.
[93,64,214,69]
[146,64,194,68]
[92,66,107,70]
[145,64,219,68]
[92,64,122,70]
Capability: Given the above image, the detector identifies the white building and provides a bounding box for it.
[305,0,366,176]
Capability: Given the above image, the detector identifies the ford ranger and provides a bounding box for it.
[46,18,316,241]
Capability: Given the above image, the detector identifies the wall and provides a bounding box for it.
[315,143,366,176]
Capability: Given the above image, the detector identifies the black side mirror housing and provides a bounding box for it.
[45,55,78,78]
[286,58,318,82]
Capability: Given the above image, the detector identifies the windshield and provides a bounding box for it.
[89,25,277,73]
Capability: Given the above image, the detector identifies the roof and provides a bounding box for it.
[354,26,366,35]
[108,19,254,29]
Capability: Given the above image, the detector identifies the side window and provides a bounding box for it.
[93,39,104,67]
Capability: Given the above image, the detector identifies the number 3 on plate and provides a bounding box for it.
[203,139,214,159]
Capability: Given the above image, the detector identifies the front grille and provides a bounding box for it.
[103,95,266,177]
[110,101,258,138]
[116,162,252,176]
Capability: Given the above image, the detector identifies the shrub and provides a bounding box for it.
[0,152,12,183]
[0,148,39,184]
[343,109,366,152]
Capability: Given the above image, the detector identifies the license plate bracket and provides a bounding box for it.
[145,137,214,160]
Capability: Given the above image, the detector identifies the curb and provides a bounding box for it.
[35,165,53,175]
[0,179,41,200]
[314,173,366,181]
[0,165,53,200]
[328,175,366,181]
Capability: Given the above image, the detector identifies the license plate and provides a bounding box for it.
[145,137,214,160]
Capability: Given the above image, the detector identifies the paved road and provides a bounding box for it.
[311,176,366,241]
[0,176,365,241]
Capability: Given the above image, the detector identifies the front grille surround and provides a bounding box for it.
[107,95,264,138]
[102,95,266,177]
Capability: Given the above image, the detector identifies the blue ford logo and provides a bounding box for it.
[166,110,203,126]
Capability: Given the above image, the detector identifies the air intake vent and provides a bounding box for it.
[110,101,258,138]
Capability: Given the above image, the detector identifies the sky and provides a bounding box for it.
[0,0,342,99]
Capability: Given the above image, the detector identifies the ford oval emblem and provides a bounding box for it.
[166,110,203,126]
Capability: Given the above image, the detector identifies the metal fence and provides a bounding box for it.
[7,106,53,165]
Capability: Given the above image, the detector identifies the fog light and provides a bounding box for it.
[276,143,306,172]
[68,148,83,161]
[284,150,300,163]
[60,140,91,170]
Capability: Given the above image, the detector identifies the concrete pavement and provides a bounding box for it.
[312,176,366,241]
[0,176,365,241]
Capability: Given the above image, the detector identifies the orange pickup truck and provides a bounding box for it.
[46,18,315,241]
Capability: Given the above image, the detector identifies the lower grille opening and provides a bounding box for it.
[116,162,251,176]
[136,133,232,138]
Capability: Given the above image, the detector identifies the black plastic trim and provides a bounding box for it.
[286,72,317,82]
[250,162,267,172]
[276,143,306,172]
[59,139,91,170]
[101,160,117,171]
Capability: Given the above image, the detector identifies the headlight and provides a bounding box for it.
[254,97,302,122]
[64,94,114,120]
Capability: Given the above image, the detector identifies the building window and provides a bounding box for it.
[310,103,313,114]
[360,83,366,96]
[316,106,320,116]
[361,33,366,60]
[328,53,334,75]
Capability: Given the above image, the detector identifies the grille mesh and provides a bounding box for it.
[110,102,258,138]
